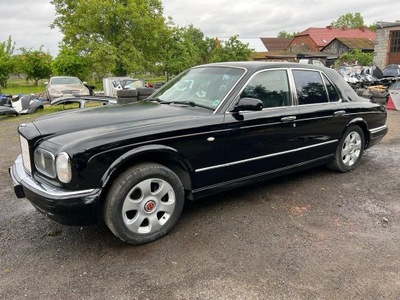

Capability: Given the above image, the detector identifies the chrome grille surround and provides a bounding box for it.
[19,135,31,174]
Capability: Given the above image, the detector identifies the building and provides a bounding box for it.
[373,21,400,70]
[321,38,375,55]
[288,26,376,52]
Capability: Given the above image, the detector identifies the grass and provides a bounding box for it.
[1,74,167,96]
[1,78,47,95]
[0,102,103,124]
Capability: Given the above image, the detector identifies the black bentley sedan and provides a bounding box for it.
[10,62,388,244]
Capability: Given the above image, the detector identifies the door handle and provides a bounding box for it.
[281,116,296,122]
[334,110,346,117]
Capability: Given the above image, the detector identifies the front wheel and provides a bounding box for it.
[329,125,365,172]
[104,163,184,245]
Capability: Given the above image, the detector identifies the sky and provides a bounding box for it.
[0,0,399,56]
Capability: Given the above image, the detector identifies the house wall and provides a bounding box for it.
[323,41,349,55]
[373,25,400,69]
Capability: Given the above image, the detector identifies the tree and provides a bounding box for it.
[331,12,365,28]
[52,45,88,78]
[338,49,373,66]
[50,0,169,76]
[277,31,298,38]
[160,25,208,77]
[0,36,16,91]
[208,36,254,63]
[19,47,53,86]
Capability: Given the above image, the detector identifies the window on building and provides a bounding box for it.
[390,30,400,53]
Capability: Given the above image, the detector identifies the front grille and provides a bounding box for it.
[19,135,32,174]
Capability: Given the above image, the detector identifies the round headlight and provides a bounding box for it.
[56,152,72,183]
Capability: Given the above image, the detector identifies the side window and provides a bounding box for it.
[322,74,340,102]
[241,70,290,108]
[292,70,328,105]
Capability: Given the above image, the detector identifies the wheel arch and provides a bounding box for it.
[99,145,194,202]
[345,117,370,148]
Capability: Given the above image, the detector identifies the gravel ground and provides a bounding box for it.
[0,109,399,300]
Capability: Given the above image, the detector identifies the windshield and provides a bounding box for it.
[153,66,245,110]
[51,77,82,85]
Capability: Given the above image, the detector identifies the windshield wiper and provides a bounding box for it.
[146,97,162,103]
[161,100,213,110]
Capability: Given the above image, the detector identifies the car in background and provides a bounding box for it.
[383,64,400,78]
[10,62,388,245]
[46,76,90,101]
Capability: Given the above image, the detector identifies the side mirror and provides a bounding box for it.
[232,97,263,112]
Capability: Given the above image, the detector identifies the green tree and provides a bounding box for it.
[338,49,373,66]
[19,47,53,86]
[50,0,169,76]
[209,36,253,63]
[0,36,16,91]
[160,25,208,77]
[331,12,365,28]
[277,31,298,38]
[52,45,87,78]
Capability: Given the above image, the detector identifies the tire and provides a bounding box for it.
[329,125,365,172]
[117,89,138,98]
[104,162,184,245]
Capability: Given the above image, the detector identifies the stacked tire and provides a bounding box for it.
[116,89,138,104]
[116,88,156,104]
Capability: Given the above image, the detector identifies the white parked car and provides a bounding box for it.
[46,76,90,101]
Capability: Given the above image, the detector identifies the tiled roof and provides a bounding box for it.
[331,37,375,50]
[297,26,376,47]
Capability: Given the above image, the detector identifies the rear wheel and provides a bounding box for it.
[104,163,184,244]
[329,125,365,172]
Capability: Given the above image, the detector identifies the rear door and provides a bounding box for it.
[290,69,350,162]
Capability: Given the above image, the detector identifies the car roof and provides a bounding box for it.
[195,61,327,72]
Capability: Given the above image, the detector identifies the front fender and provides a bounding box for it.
[96,144,194,189]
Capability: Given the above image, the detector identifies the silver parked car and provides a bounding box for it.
[46,76,90,101]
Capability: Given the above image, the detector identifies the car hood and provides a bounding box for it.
[33,101,209,138]
[50,84,87,91]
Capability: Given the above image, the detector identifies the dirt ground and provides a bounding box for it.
[1,109,400,300]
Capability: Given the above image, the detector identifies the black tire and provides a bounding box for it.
[137,87,155,96]
[104,162,184,245]
[117,89,138,98]
[329,125,365,172]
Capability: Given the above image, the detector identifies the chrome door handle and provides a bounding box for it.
[281,116,296,122]
[334,110,346,117]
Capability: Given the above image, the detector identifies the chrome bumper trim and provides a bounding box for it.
[369,125,388,134]
[10,155,97,200]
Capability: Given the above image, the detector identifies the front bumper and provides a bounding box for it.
[9,155,102,225]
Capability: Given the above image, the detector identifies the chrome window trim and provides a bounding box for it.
[195,139,337,173]
[288,67,344,105]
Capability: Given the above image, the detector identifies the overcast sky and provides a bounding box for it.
[0,0,399,56]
